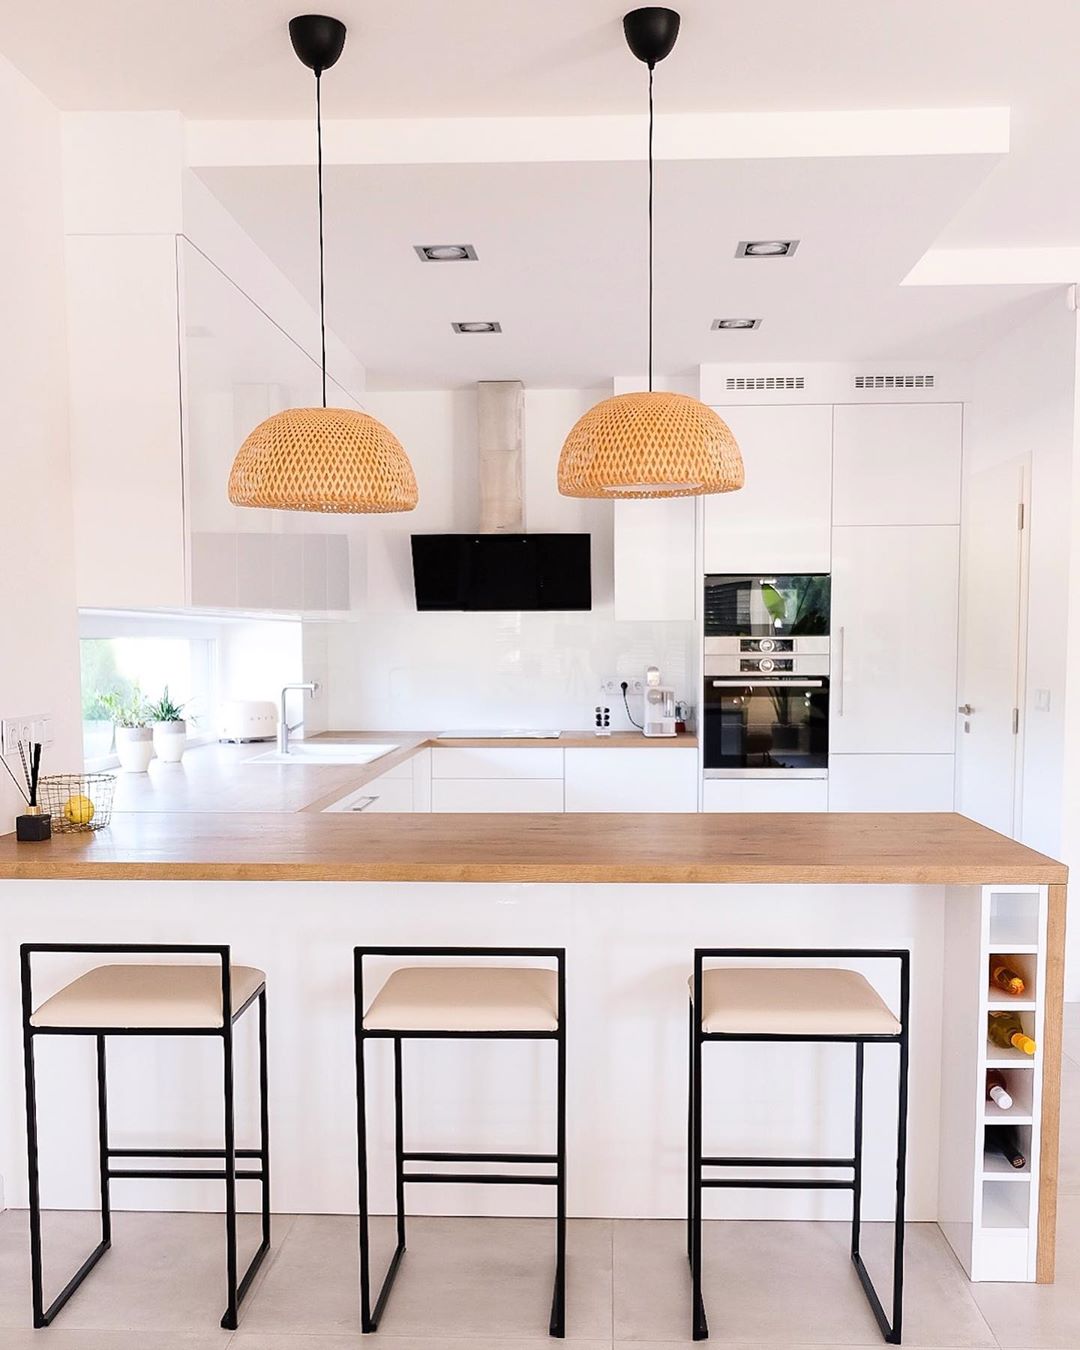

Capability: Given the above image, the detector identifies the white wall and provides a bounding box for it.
[0,56,82,828]
[963,292,1079,988]
[320,387,698,731]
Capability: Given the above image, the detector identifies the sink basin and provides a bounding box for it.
[248,742,399,766]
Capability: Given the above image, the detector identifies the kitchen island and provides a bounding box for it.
[0,811,1066,1287]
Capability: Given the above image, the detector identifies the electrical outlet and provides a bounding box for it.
[600,678,645,695]
[2,715,48,757]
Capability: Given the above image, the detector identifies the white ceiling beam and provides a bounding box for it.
[187,107,1009,169]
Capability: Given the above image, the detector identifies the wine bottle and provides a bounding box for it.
[985,1125,1026,1169]
[988,1011,1036,1055]
[986,1069,1014,1110]
[990,959,1026,996]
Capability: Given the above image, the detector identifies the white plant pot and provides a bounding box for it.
[115,725,155,773]
[152,721,187,764]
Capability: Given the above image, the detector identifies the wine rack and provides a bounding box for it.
[940,884,1048,1281]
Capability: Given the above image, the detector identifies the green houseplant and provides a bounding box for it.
[147,687,190,764]
[97,688,155,773]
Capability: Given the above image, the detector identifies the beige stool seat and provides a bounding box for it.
[29,964,266,1030]
[694,966,900,1037]
[364,965,559,1033]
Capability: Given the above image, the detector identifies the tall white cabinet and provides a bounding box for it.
[830,403,961,810]
[702,398,962,815]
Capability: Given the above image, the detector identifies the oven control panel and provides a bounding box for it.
[740,637,794,654]
[740,657,794,672]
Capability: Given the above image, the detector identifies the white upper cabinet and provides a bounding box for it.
[613,499,697,621]
[832,403,961,526]
[702,405,833,574]
[830,524,960,755]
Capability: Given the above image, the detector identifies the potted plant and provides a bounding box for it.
[97,689,154,773]
[148,687,190,764]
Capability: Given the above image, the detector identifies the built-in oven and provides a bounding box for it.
[702,573,831,778]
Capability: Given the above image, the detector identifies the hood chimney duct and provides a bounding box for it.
[477,380,524,532]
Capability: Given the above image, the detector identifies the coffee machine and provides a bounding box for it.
[642,665,677,737]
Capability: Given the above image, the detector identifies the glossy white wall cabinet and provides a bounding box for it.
[564,748,697,812]
[828,754,955,812]
[702,404,833,573]
[831,525,960,755]
[67,235,186,609]
[613,500,697,621]
[702,778,829,813]
[833,403,962,526]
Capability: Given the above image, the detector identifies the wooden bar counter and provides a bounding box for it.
[0,810,1067,1290]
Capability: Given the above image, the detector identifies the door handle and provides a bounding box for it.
[349,796,379,812]
[836,626,845,716]
[957,704,974,716]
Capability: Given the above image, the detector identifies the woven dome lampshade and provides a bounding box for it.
[558,9,745,502]
[228,407,418,513]
[558,391,743,499]
[228,16,418,515]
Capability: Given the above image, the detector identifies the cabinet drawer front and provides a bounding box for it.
[702,778,828,813]
[324,774,414,813]
[431,779,564,812]
[564,747,697,812]
[431,747,564,779]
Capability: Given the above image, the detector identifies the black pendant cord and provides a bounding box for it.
[647,63,654,393]
[315,71,328,409]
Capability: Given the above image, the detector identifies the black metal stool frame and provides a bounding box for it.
[689,947,910,1344]
[20,943,270,1331]
[354,945,567,1337]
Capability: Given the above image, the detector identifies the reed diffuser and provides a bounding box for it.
[5,740,51,841]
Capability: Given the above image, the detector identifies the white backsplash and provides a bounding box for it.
[323,612,696,732]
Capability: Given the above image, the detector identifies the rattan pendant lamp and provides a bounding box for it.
[228,15,418,514]
[557,8,743,499]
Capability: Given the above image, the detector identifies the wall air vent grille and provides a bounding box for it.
[854,374,936,390]
[724,376,805,392]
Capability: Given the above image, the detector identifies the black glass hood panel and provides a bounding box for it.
[411,534,592,611]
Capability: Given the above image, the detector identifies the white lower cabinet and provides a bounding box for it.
[431,778,564,812]
[431,747,564,779]
[324,770,414,813]
[703,778,828,813]
[827,754,955,812]
[564,748,698,812]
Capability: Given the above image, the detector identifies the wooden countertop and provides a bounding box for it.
[0,811,1065,885]
[106,731,698,816]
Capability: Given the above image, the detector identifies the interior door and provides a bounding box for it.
[955,457,1030,835]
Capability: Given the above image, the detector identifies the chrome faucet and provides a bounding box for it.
[278,682,318,754]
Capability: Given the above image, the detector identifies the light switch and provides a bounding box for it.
[1034,689,1052,712]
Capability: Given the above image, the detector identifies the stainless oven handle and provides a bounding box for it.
[710,679,824,688]
[836,625,845,716]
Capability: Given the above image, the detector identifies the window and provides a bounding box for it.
[81,637,216,767]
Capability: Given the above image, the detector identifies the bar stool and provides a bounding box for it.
[354,946,566,1337]
[20,943,270,1330]
[688,947,909,1344]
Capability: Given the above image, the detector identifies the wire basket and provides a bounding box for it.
[37,774,116,833]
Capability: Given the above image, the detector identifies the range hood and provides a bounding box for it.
[411,381,592,612]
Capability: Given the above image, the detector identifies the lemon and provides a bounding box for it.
[63,794,95,826]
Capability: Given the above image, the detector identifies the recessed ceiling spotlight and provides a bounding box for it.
[736,239,799,258]
[452,321,502,334]
[414,244,478,262]
[712,318,761,330]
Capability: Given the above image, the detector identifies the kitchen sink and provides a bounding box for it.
[248,742,399,766]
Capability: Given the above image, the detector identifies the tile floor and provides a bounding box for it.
[0,1008,1078,1350]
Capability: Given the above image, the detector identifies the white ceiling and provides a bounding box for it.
[196,155,1048,389]
[4,0,1079,386]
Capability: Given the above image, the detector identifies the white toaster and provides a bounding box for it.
[219,700,278,743]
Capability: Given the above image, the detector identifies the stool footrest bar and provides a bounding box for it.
[108,1168,264,1181]
[403,1150,557,1164]
[107,1147,262,1159]
[703,1155,855,1169]
[702,1178,855,1191]
[403,1171,557,1185]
